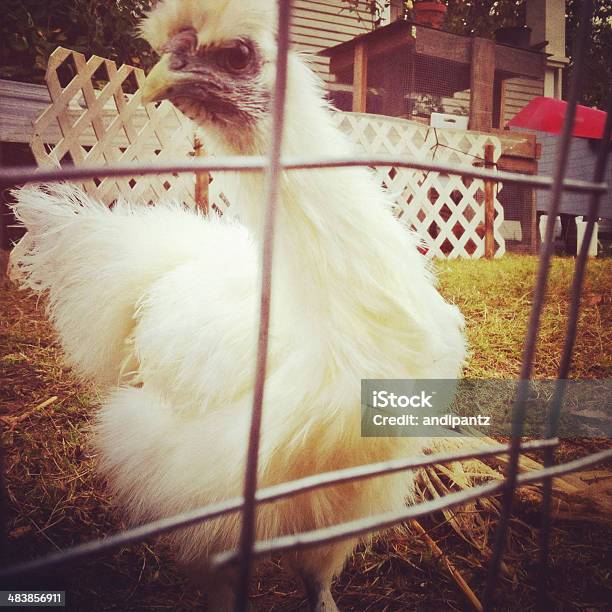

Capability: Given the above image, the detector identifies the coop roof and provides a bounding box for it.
[508,96,608,140]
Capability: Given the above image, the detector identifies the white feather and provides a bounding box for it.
[10,0,467,598]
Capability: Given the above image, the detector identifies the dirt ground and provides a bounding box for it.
[1,254,611,611]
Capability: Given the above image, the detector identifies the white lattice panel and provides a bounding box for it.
[30,47,198,208]
[30,48,504,258]
[332,112,506,258]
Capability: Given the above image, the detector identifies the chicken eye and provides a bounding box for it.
[217,42,252,72]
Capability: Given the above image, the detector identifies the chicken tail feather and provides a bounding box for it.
[9,183,212,385]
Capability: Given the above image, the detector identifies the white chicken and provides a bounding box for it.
[10,0,466,609]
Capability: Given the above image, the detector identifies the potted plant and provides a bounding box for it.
[413,0,447,29]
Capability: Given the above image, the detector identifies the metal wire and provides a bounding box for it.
[483,1,595,607]
[0,439,558,582]
[536,93,612,609]
[0,156,606,194]
[212,447,612,568]
[234,2,292,609]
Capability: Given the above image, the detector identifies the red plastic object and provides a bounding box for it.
[413,1,447,29]
[508,96,608,139]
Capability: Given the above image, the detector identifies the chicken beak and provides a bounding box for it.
[141,55,175,105]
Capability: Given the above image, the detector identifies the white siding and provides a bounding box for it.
[290,0,374,82]
[503,76,544,125]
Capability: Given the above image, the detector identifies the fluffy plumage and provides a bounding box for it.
[11,1,466,609]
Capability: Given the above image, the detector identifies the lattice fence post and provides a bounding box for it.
[193,135,210,214]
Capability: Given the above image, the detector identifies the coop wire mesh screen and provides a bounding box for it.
[0,1,610,610]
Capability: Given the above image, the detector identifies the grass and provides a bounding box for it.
[1,254,611,611]
[438,255,610,379]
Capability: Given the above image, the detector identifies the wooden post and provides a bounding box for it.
[484,144,495,258]
[352,41,368,113]
[469,38,495,131]
[498,78,509,128]
[193,136,209,215]
[531,143,542,255]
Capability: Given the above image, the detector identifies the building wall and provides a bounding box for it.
[526,0,568,98]
[502,77,545,126]
[290,0,374,82]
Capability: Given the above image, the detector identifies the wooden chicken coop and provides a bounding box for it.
[320,20,544,255]
[320,20,546,130]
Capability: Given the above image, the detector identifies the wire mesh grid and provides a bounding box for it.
[0,1,610,610]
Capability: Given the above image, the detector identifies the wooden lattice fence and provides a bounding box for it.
[29,47,505,259]
[30,47,199,208]
[332,112,506,258]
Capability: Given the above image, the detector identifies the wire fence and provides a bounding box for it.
[1,1,611,610]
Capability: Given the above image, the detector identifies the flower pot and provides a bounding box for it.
[413,2,447,29]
